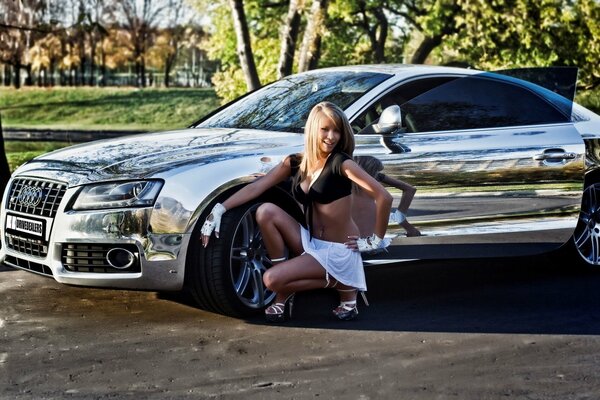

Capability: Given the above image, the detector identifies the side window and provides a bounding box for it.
[403,77,569,132]
[353,76,569,134]
[353,77,456,133]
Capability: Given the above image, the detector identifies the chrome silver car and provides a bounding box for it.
[2,65,600,317]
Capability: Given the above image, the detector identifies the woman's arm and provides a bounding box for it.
[201,156,293,247]
[342,159,393,239]
[221,157,292,210]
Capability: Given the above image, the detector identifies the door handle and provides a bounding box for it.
[533,149,577,164]
[533,152,577,161]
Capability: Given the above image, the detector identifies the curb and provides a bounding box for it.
[3,128,148,143]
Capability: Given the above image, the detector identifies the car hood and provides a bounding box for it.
[14,128,304,187]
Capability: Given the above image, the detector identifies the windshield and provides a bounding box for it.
[196,71,392,133]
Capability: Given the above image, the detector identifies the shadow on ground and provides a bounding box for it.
[6,255,600,336]
[236,256,600,335]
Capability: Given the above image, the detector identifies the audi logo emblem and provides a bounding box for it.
[16,186,44,207]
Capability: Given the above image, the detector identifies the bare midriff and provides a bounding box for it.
[310,195,359,243]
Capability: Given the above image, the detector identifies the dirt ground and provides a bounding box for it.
[2,256,600,399]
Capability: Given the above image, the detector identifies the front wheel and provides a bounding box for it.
[186,202,277,317]
[573,182,600,266]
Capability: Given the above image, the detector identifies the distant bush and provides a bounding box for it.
[577,88,600,115]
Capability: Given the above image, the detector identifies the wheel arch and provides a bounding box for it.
[584,137,600,186]
[182,179,303,315]
[186,179,303,235]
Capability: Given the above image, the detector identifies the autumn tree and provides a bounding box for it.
[118,0,167,87]
[76,0,113,86]
[0,0,45,88]
[148,0,206,87]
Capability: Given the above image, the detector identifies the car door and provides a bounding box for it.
[352,72,585,261]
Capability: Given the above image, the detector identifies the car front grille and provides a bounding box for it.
[7,178,66,217]
[61,243,141,273]
[4,255,53,276]
[4,178,67,258]
[5,232,48,257]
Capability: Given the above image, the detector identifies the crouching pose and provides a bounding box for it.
[201,102,392,322]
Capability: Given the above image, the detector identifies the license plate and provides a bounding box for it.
[6,214,45,237]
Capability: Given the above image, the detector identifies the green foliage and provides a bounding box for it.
[437,0,600,89]
[576,87,600,115]
[0,87,220,131]
[195,0,410,101]
[197,0,283,102]
[195,0,599,101]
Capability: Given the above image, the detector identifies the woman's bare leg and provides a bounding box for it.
[263,254,327,302]
[255,203,303,261]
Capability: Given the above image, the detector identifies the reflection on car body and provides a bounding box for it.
[2,65,600,317]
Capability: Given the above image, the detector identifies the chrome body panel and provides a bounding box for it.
[1,64,598,290]
[0,128,303,290]
[356,121,585,260]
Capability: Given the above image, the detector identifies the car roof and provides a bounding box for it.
[300,64,482,79]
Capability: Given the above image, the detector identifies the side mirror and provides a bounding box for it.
[373,105,402,135]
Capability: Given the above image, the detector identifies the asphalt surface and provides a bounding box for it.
[2,255,600,399]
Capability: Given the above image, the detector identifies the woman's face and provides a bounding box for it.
[317,115,341,157]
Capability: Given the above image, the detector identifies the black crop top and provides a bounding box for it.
[289,151,353,237]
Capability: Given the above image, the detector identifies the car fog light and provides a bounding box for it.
[106,248,136,270]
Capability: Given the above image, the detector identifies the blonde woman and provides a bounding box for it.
[201,102,392,322]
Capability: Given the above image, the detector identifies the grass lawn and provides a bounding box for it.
[0,86,220,131]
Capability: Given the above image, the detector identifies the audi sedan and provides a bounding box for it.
[2,65,600,317]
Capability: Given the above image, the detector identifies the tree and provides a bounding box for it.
[277,0,303,79]
[0,113,10,196]
[405,0,461,64]
[298,0,329,72]
[0,0,42,88]
[439,0,600,89]
[229,0,261,90]
[78,0,112,86]
[118,0,166,87]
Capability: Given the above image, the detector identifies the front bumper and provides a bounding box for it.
[1,179,189,291]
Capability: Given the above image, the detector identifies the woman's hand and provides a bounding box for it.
[201,203,226,247]
[355,233,390,253]
[345,235,360,251]
[345,234,390,252]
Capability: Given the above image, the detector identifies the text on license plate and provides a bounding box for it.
[6,215,44,237]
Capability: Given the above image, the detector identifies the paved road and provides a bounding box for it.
[2,256,600,399]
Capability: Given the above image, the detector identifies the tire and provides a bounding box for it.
[186,201,277,317]
[572,181,600,266]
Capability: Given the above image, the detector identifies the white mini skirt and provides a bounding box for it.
[300,226,367,291]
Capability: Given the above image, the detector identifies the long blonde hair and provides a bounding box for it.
[298,101,355,179]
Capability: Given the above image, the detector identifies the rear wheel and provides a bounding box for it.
[573,182,600,266]
[186,201,276,317]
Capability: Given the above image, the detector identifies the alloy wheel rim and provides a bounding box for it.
[229,205,276,308]
[574,183,600,265]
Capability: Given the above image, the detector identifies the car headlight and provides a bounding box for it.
[72,180,163,210]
